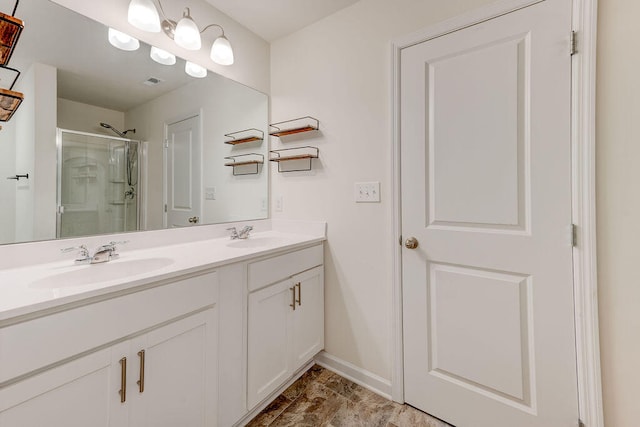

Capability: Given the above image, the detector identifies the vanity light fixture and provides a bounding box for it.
[174,8,200,50]
[150,46,175,65]
[127,0,161,33]
[127,0,234,65]
[185,61,206,78]
[210,32,233,66]
[108,28,140,51]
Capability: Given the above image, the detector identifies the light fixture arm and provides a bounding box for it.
[152,0,179,40]
[154,0,169,21]
[200,23,225,36]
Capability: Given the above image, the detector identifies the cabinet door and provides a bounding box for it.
[291,266,325,371]
[0,344,128,427]
[247,279,294,409]
[129,309,217,427]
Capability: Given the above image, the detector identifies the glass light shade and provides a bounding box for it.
[210,35,234,65]
[127,0,161,32]
[174,9,201,50]
[108,28,140,51]
[150,46,176,65]
[185,61,207,78]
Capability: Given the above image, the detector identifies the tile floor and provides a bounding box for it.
[246,365,452,427]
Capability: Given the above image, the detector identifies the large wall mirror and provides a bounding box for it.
[0,0,268,246]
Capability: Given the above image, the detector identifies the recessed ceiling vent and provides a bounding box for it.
[142,76,163,86]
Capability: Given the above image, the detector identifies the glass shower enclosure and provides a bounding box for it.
[56,129,140,238]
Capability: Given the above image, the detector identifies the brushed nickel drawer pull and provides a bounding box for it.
[119,357,127,403]
[290,287,296,310]
[137,350,145,393]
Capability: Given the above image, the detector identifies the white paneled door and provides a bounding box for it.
[400,1,578,426]
[165,115,202,228]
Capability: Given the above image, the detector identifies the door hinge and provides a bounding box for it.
[570,31,578,56]
[571,223,578,247]
[399,235,403,246]
[163,139,169,148]
[164,204,167,213]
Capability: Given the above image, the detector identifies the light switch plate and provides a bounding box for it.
[205,187,216,200]
[355,182,381,203]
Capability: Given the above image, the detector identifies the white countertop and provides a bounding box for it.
[0,222,326,323]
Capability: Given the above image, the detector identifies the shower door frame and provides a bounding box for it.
[56,128,142,238]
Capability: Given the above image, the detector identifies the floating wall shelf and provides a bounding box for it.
[269,116,319,137]
[0,8,24,66]
[224,153,264,176]
[224,128,264,145]
[270,146,319,173]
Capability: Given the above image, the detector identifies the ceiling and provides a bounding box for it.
[203,0,361,41]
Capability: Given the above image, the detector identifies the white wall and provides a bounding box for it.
[0,119,17,244]
[14,63,57,243]
[273,1,640,426]
[57,98,125,136]
[271,0,495,381]
[596,1,640,425]
[50,0,270,94]
[125,74,268,230]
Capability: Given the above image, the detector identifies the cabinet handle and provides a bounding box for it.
[295,282,301,306]
[119,357,127,403]
[137,350,145,393]
[290,286,296,310]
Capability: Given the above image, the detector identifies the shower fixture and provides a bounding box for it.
[99,122,136,138]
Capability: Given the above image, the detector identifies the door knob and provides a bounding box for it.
[188,216,199,224]
[405,237,419,249]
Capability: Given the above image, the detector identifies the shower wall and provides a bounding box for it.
[58,130,138,238]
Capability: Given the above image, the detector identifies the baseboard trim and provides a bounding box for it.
[314,351,393,400]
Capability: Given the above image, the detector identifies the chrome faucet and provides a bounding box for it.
[238,226,253,239]
[62,241,128,265]
[61,245,91,265]
[91,243,118,264]
[227,225,253,240]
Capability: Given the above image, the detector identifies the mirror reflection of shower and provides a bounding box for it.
[100,122,138,201]
[57,128,141,238]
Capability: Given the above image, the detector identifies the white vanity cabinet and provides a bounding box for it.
[0,346,119,426]
[246,245,324,409]
[0,271,218,427]
[128,309,217,427]
[0,227,327,427]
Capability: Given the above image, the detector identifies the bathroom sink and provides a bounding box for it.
[226,236,291,249]
[29,257,174,289]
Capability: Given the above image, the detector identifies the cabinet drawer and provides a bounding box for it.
[248,244,323,292]
[0,271,218,384]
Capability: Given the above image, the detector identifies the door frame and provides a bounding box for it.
[389,0,602,426]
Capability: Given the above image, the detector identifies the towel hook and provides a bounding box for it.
[6,173,28,180]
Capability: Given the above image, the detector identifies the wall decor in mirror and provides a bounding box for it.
[0,0,269,246]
